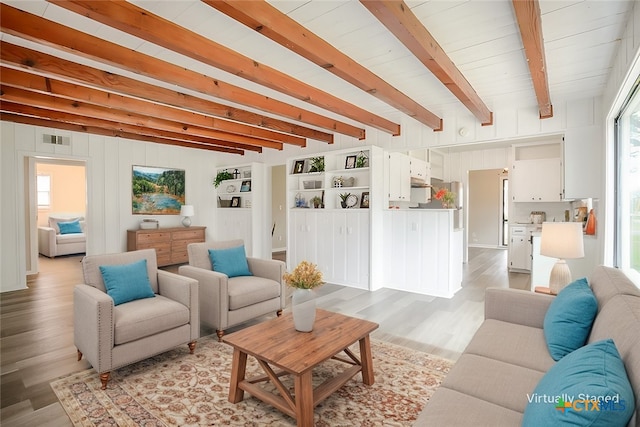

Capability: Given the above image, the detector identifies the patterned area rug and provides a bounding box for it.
[51,336,452,426]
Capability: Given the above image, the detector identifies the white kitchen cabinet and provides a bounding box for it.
[288,210,318,269]
[410,158,429,181]
[511,158,563,202]
[508,225,533,271]
[331,211,369,289]
[388,152,411,201]
[510,140,564,202]
[564,126,602,199]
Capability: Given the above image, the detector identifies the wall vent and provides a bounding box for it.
[42,134,71,146]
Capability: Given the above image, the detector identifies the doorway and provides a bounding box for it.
[468,168,506,248]
[270,164,287,260]
[27,157,87,275]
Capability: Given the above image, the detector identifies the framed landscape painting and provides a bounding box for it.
[132,165,185,215]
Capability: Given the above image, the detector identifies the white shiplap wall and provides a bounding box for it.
[0,122,222,292]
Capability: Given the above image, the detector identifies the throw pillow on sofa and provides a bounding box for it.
[99,259,155,306]
[522,339,635,427]
[58,219,83,234]
[208,245,253,278]
[543,277,597,360]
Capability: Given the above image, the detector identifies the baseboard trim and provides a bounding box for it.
[468,244,506,250]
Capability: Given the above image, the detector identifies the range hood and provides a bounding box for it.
[411,177,431,188]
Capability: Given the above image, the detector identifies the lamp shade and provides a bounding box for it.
[180,205,194,217]
[540,222,584,259]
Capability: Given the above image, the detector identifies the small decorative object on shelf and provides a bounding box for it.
[240,180,251,192]
[585,209,596,235]
[310,196,323,209]
[295,193,306,208]
[213,170,233,188]
[308,156,325,173]
[345,155,356,169]
[433,187,456,209]
[283,261,324,332]
[333,176,344,188]
[233,168,240,179]
[231,196,241,208]
[292,160,305,174]
[356,151,368,168]
[339,192,357,208]
[360,192,370,208]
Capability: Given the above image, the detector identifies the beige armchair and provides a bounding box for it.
[75,249,199,389]
[38,215,86,258]
[179,240,286,341]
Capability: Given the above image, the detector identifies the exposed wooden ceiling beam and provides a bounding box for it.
[512,0,553,119]
[0,4,361,140]
[360,0,494,126]
[205,0,442,131]
[1,66,304,147]
[0,41,330,145]
[0,86,272,151]
[46,0,398,136]
[0,111,245,155]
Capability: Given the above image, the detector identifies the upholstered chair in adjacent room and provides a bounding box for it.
[179,240,286,341]
[75,249,199,389]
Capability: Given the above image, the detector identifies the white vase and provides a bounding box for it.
[291,288,316,332]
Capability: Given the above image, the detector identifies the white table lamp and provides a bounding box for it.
[180,205,194,227]
[540,222,584,294]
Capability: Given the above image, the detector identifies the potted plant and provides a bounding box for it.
[213,170,233,188]
[309,156,325,173]
[339,192,351,208]
[283,261,324,332]
[310,196,323,209]
[355,151,368,168]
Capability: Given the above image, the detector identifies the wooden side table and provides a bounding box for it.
[534,286,556,295]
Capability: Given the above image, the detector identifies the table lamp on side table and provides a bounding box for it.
[180,205,194,227]
[540,222,585,295]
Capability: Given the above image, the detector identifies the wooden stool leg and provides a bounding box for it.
[100,372,110,390]
[216,330,225,342]
[188,341,197,353]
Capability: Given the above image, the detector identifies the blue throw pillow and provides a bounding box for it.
[523,339,635,426]
[208,246,252,278]
[58,219,82,234]
[543,278,597,360]
[99,259,155,306]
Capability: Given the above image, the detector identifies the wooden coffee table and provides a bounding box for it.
[222,309,379,427]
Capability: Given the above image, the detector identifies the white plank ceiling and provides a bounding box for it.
[0,0,635,147]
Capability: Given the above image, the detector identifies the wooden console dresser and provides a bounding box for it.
[127,226,206,266]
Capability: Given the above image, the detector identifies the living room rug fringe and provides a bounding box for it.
[51,335,452,426]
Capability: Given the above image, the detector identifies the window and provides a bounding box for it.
[614,77,640,275]
[37,174,51,209]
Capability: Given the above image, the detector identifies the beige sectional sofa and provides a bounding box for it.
[415,265,640,426]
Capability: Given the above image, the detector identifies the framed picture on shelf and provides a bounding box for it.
[231,196,241,208]
[345,155,356,169]
[360,192,370,208]
[240,180,251,192]
[292,160,305,174]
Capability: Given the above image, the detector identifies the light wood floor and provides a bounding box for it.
[0,247,530,426]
